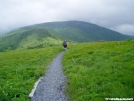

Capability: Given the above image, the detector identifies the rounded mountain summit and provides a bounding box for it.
[0,21,130,51]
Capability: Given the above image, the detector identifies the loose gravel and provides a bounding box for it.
[31,51,68,101]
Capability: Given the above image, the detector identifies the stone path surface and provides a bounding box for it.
[31,51,68,101]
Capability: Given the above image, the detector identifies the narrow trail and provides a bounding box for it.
[31,51,68,101]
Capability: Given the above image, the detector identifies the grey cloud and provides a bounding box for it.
[112,24,134,35]
[0,0,134,35]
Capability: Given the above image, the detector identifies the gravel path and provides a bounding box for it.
[31,51,68,101]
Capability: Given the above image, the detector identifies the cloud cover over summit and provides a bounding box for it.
[0,0,134,35]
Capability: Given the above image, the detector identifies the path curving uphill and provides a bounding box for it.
[31,51,68,101]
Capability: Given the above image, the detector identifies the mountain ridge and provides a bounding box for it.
[0,21,130,51]
[20,20,129,42]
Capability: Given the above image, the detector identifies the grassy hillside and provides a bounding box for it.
[0,46,62,101]
[0,28,63,52]
[63,40,134,101]
[0,21,130,52]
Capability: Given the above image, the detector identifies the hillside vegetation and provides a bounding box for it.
[0,21,129,52]
[0,46,62,101]
[0,28,62,52]
[36,21,129,42]
[63,40,134,101]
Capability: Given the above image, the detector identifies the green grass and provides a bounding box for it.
[63,40,134,101]
[0,46,62,101]
[0,39,133,101]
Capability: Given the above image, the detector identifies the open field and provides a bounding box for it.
[63,40,134,101]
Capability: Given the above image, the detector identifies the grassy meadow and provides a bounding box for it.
[0,39,133,101]
[63,40,134,101]
[0,46,62,101]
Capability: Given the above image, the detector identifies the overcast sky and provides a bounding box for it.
[0,0,134,35]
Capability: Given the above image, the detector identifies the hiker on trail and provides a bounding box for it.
[62,40,67,50]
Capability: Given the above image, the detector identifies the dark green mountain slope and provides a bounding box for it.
[26,21,129,42]
[0,21,129,51]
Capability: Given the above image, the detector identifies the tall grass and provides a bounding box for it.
[0,46,62,101]
[63,40,134,101]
